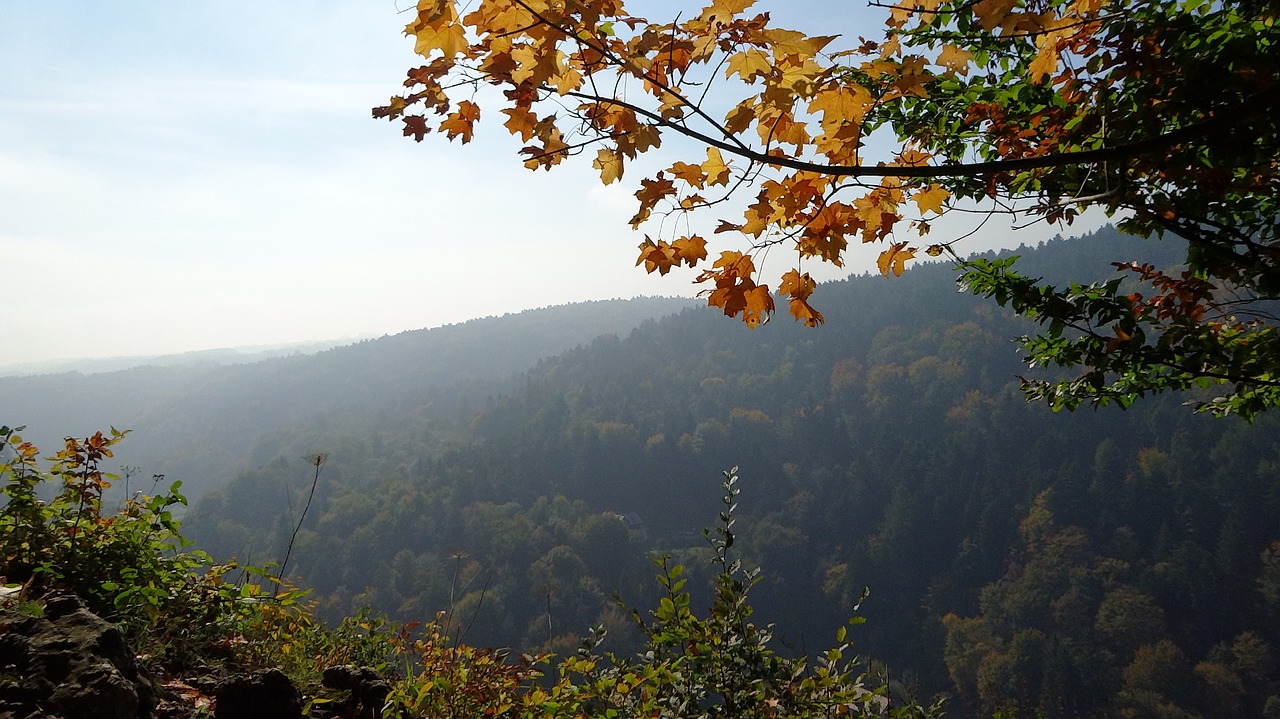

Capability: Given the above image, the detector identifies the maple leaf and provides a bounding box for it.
[877,242,916,277]
[725,49,773,82]
[742,284,774,328]
[935,44,973,75]
[520,126,569,170]
[631,174,677,227]
[1029,31,1065,82]
[712,250,754,274]
[672,235,708,265]
[594,148,625,184]
[636,237,679,275]
[438,100,480,143]
[702,147,730,187]
[788,297,825,327]
[501,107,539,142]
[669,161,707,187]
[807,86,873,132]
[553,58,584,95]
[973,0,1022,33]
[402,116,430,141]
[408,8,468,59]
[723,99,757,134]
[699,0,758,26]
[912,184,949,215]
[778,269,815,300]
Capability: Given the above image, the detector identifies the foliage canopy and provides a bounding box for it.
[376,0,1280,417]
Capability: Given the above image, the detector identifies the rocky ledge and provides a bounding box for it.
[0,595,388,719]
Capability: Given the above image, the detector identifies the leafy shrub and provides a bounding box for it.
[1,427,213,638]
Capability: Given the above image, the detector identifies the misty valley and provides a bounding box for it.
[3,228,1279,718]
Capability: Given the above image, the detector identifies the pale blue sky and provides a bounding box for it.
[1,2,1096,367]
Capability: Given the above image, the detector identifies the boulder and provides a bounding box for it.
[321,664,390,719]
[0,594,155,719]
[214,668,302,719]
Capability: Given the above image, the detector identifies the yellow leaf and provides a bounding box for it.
[877,242,916,277]
[936,44,973,75]
[779,57,826,95]
[553,62,584,95]
[713,250,753,274]
[912,184,949,214]
[973,0,1021,32]
[768,29,837,59]
[1028,33,1063,82]
[521,127,569,170]
[594,148,624,184]
[807,86,873,133]
[714,0,757,13]
[438,100,480,143]
[702,147,730,187]
[725,49,773,82]
[723,99,757,134]
[408,2,468,59]
[669,161,707,187]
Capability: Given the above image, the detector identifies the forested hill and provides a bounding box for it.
[184,226,1280,718]
[0,297,693,498]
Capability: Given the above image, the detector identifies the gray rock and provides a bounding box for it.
[0,595,154,719]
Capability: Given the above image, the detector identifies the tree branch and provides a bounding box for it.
[565,87,1277,180]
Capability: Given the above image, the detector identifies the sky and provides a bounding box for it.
[1,2,1104,369]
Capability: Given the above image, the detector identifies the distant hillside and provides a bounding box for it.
[181,226,1280,717]
[0,296,693,497]
[0,339,365,378]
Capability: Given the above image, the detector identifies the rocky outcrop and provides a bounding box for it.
[214,668,302,719]
[0,594,387,719]
[0,595,155,719]
[321,665,389,719]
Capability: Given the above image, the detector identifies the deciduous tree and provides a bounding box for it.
[376,0,1280,416]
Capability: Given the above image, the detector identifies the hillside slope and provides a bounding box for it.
[184,227,1280,716]
[0,297,693,497]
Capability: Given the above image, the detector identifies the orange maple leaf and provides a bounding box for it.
[669,161,707,187]
[742,284,774,328]
[778,269,816,300]
[438,100,480,143]
[672,235,709,265]
[636,237,679,275]
[877,242,916,277]
[788,297,825,327]
[501,107,539,142]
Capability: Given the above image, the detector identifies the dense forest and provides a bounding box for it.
[156,227,1280,717]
